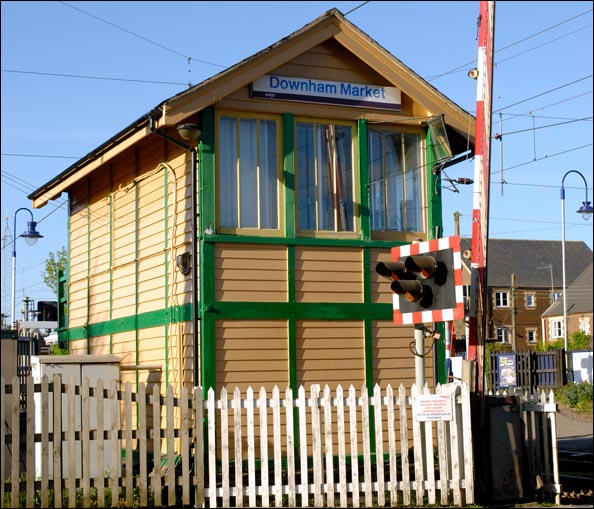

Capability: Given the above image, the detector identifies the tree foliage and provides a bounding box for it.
[42,246,67,295]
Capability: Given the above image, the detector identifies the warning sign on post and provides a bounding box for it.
[413,395,453,421]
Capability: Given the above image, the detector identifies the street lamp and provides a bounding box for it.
[560,170,593,379]
[11,208,43,329]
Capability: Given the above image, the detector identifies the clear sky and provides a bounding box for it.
[1,1,593,323]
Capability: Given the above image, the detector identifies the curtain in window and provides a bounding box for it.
[219,116,278,230]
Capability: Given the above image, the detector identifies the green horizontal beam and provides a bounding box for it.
[67,303,193,341]
[64,301,393,341]
[204,234,407,249]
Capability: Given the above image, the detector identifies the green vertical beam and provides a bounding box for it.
[287,247,296,393]
[58,193,71,345]
[283,113,295,238]
[426,130,446,384]
[283,113,297,395]
[363,247,376,454]
[426,129,442,240]
[358,119,370,241]
[200,107,216,396]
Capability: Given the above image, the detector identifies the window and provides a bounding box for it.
[526,328,538,344]
[463,284,470,311]
[296,121,355,233]
[525,293,535,308]
[218,114,280,232]
[495,291,509,308]
[579,318,590,335]
[551,320,563,339]
[368,129,423,233]
[552,291,562,302]
[497,327,510,343]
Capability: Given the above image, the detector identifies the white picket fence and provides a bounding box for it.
[1,375,475,508]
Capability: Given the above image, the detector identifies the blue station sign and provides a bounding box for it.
[251,74,401,111]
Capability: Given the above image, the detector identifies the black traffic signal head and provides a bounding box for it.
[404,255,448,285]
[37,301,58,321]
[391,278,433,308]
[376,236,465,325]
[375,261,413,281]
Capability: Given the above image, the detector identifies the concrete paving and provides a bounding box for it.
[555,407,593,452]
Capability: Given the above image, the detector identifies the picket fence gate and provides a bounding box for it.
[1,375,474,508]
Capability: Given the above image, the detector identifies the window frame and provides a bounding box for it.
[216,111,284,236]
[367,126,426,240]
[579,318,590,335]
[294,117,359,238]
[496,327,510,344]
[495,291,510,308]
[525,293,536,308]
[526,328,538,344]
[551,320,563,339]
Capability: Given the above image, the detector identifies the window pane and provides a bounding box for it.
[404,133,422,232]
[316,125,334,231]
[387,134,403,231]
[335,125,354,231]
[369,129,423,234]
[297,122,353,232]
[259,120,278,229]
[219,117,237,228]
[369,131,385,230]
[297,123,315,230]
[239,118,257,228]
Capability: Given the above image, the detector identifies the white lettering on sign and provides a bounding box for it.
[413,395,453,422]
[251,74,401,111]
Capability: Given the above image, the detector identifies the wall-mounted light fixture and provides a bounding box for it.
[11,207,43,328]
[177,123,202,142]
[427,114,453,166]
[176,252,192,275]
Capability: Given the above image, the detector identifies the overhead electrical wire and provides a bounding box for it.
[495,75,593,112]
[426,8,593,81]
[59,1,226,69]
[497,116,592,137]
[2,69,186,86]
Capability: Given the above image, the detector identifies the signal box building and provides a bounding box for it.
[29,9,475,398]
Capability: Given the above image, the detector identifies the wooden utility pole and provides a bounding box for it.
[511,273,516,350]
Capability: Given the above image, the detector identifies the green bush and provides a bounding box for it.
[568,330,592,351]
[555,381,593,411]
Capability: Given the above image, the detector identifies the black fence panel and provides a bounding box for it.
[490,349,566,391]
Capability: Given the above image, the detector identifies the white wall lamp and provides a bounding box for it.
[11,207,43,329]
[177,124,202,142]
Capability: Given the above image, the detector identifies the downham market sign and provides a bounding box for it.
[251,74,401,111]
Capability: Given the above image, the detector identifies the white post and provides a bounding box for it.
[415,324,425,387]
[11,246,16,329]
[560,185,569,376]
[445,321,451,381]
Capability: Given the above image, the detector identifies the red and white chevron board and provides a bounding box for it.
[391,236,465,325]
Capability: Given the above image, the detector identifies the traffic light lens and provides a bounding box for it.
[376,261,414,281]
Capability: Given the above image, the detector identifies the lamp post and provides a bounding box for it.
[11,208,43,329]
[560,170,593,379]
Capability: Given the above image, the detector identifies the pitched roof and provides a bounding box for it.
[460,238,593,288]
[29,8,475,209]
[542,261,593,316]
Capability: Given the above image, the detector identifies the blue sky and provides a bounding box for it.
[1,1,593,322]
